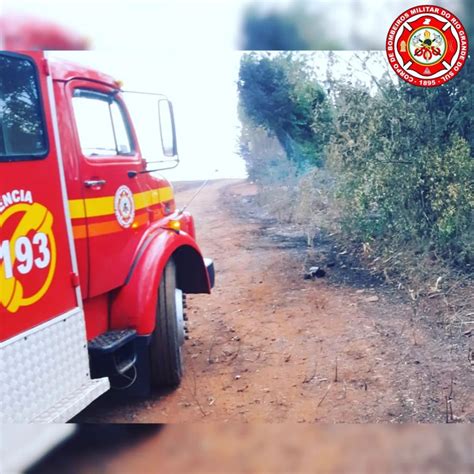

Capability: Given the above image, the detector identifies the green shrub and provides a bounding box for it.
[328,79,473,270]
[239,52,473,282]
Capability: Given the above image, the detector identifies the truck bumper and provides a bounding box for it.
[33,378,109,423]
[204,257,215,289]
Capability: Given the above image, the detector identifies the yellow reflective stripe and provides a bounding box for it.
[159,186,174,202]
[68,186,173,219]
[133,188,161,209]
[68,200,87,220]
[86,196,114,218]
[69,196,114,219]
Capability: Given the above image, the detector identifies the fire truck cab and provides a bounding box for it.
[0,51,214,423]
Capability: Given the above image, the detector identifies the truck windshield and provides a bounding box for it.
[0,53,48,162]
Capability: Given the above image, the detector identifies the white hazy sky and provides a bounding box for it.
[5,0,464,51]
[5,0,247,50]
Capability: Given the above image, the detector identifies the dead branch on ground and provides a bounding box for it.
[317,384,332,408]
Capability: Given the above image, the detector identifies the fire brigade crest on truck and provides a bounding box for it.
[114,185,135,228]
[386,5,468,87]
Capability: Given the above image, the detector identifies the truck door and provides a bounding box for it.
[0,51,78,339]
[66,81,148,297]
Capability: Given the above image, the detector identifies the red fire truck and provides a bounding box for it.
[0,51,214,423]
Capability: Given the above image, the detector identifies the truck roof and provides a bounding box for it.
[49,57,120,88]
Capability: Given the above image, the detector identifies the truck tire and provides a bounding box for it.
[150,258,184,388]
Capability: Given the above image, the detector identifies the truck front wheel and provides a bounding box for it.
[150,258,184,388]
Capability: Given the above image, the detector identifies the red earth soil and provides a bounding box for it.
[76,179,473,424]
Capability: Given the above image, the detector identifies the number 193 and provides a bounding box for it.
[0,234,51,279]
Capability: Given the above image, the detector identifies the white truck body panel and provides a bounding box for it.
[0,307,109,423]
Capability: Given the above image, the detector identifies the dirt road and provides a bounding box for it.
[76,179,473,423]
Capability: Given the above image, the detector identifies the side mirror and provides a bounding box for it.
[158,99,177,157]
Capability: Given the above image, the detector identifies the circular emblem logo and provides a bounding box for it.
[386,5,468,87]
[0,202,57,313]
[114,185,135,228]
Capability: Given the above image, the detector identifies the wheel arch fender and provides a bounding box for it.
[110,230,210,335]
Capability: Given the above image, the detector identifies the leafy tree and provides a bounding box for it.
[240,2,341,50]
[238,52,333,169]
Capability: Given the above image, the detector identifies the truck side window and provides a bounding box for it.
[0,53,48,161]
[72,90,133,157]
